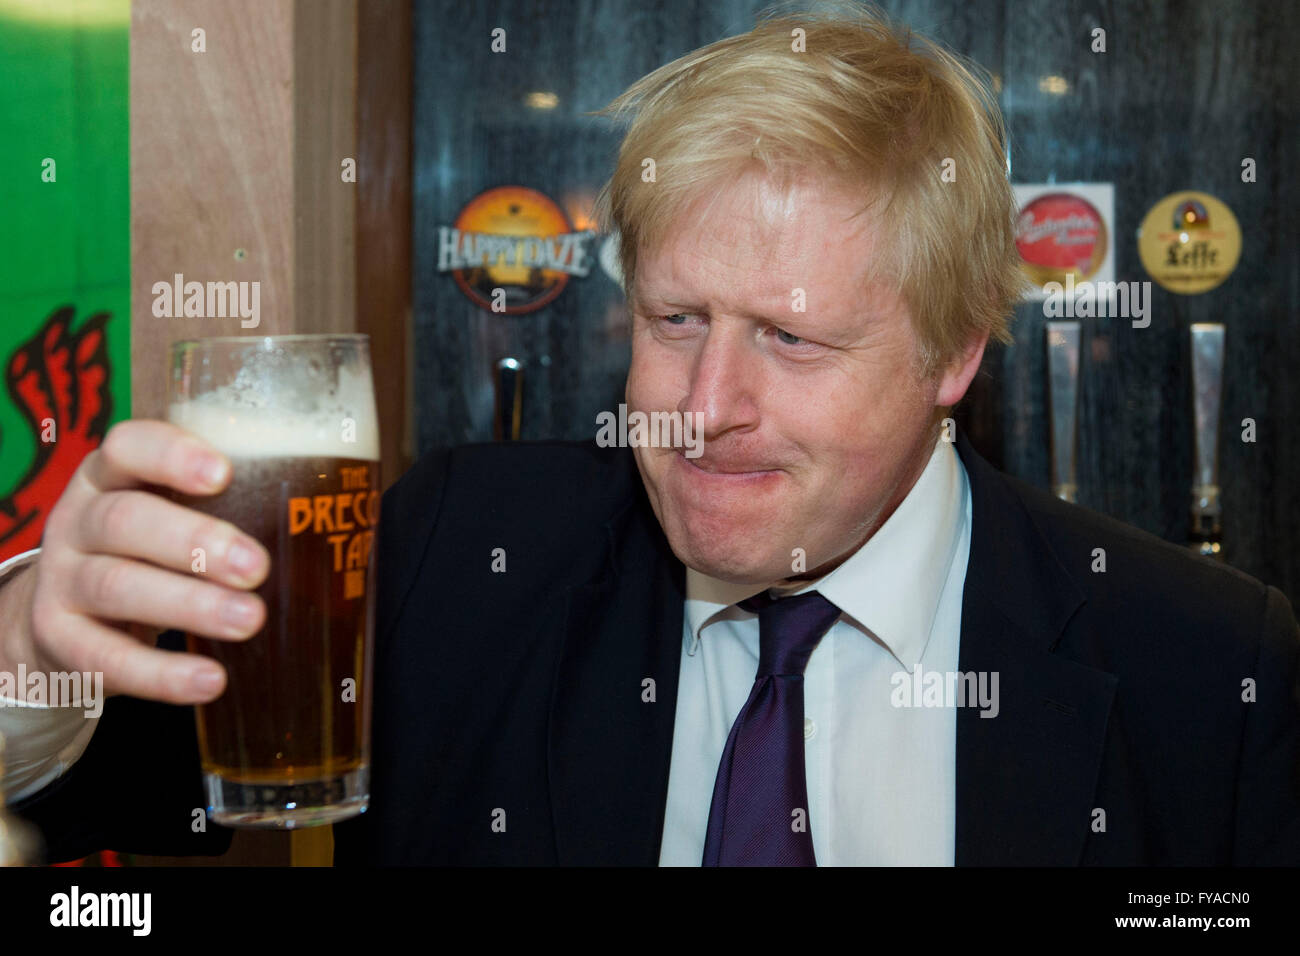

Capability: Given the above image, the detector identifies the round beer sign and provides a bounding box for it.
[437,186,597,315]
[1015,192,1108,286]
[1137,191,1242,295]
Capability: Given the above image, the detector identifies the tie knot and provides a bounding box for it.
[738,589,841,677]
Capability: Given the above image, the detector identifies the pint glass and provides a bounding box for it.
[167,335,380,828]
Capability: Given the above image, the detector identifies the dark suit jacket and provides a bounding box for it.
[14,431,1300,865]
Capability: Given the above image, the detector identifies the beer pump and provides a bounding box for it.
[494,357,524,441]
[1189,323,1226,560]
[1046,321,1081,503]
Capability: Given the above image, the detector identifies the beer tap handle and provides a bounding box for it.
[494,357,524,442]
[1189,323,1225,560]
[1046,321,1081,503]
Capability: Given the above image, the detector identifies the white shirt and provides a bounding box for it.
[658,435,972,865]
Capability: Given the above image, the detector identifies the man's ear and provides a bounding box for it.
[935,330,989,407]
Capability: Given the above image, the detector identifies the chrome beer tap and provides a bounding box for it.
[1189,323,1226,559]
[1046,321,1081,503]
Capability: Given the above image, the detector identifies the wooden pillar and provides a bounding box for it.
[356,0,414,491]
[129,0,411,866]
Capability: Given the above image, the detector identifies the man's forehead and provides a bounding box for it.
[626,269,795,314]
[632,210,884,321]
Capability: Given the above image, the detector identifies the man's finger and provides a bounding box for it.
[81,419,231,496]
[64,554,265,642]
[41,605,229,704]
[74,489,269,590]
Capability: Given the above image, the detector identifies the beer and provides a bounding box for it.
[173,454,379,781]
[168,335,380,827]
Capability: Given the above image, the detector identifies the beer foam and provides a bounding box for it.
[168,366,380,460]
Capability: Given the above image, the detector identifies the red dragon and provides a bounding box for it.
[0,307,113,562]
[0,307,117,865]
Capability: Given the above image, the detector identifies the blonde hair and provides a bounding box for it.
[592,2,1024,380]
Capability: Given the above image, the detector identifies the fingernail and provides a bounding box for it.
[228,541,262,577]
[200,455,228,489]
[191,666,223,695]
[221,596,259,630]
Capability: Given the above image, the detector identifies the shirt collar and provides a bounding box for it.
[683,436,968,670]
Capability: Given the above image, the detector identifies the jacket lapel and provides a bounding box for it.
[548,470,685,865]
[953,430,1117,865]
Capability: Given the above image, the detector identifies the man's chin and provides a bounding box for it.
[666,531,785,585]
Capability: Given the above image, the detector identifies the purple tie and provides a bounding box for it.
[702,589,841,866]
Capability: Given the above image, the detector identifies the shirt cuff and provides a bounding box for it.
[0,547,103,805]
[0,547,39,581]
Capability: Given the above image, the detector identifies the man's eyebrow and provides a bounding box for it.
[633,290,861,332]
[631,288,702,312]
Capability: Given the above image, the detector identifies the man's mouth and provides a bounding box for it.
[677,450,779,476]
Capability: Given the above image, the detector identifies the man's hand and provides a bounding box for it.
[0,420,270,705]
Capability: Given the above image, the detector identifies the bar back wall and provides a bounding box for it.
[411,0,1299,604]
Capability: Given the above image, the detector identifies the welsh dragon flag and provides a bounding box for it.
[0,0,131,868]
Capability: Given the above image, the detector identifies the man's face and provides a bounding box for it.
[625,169,983,586]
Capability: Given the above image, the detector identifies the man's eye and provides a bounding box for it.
[650,313,698,331]
[774,327,804,345]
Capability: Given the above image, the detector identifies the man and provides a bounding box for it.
[2,8,1298,865]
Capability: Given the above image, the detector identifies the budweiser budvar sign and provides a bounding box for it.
[1011,184,1115,299]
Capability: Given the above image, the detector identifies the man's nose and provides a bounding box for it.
[678,322,760,437]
